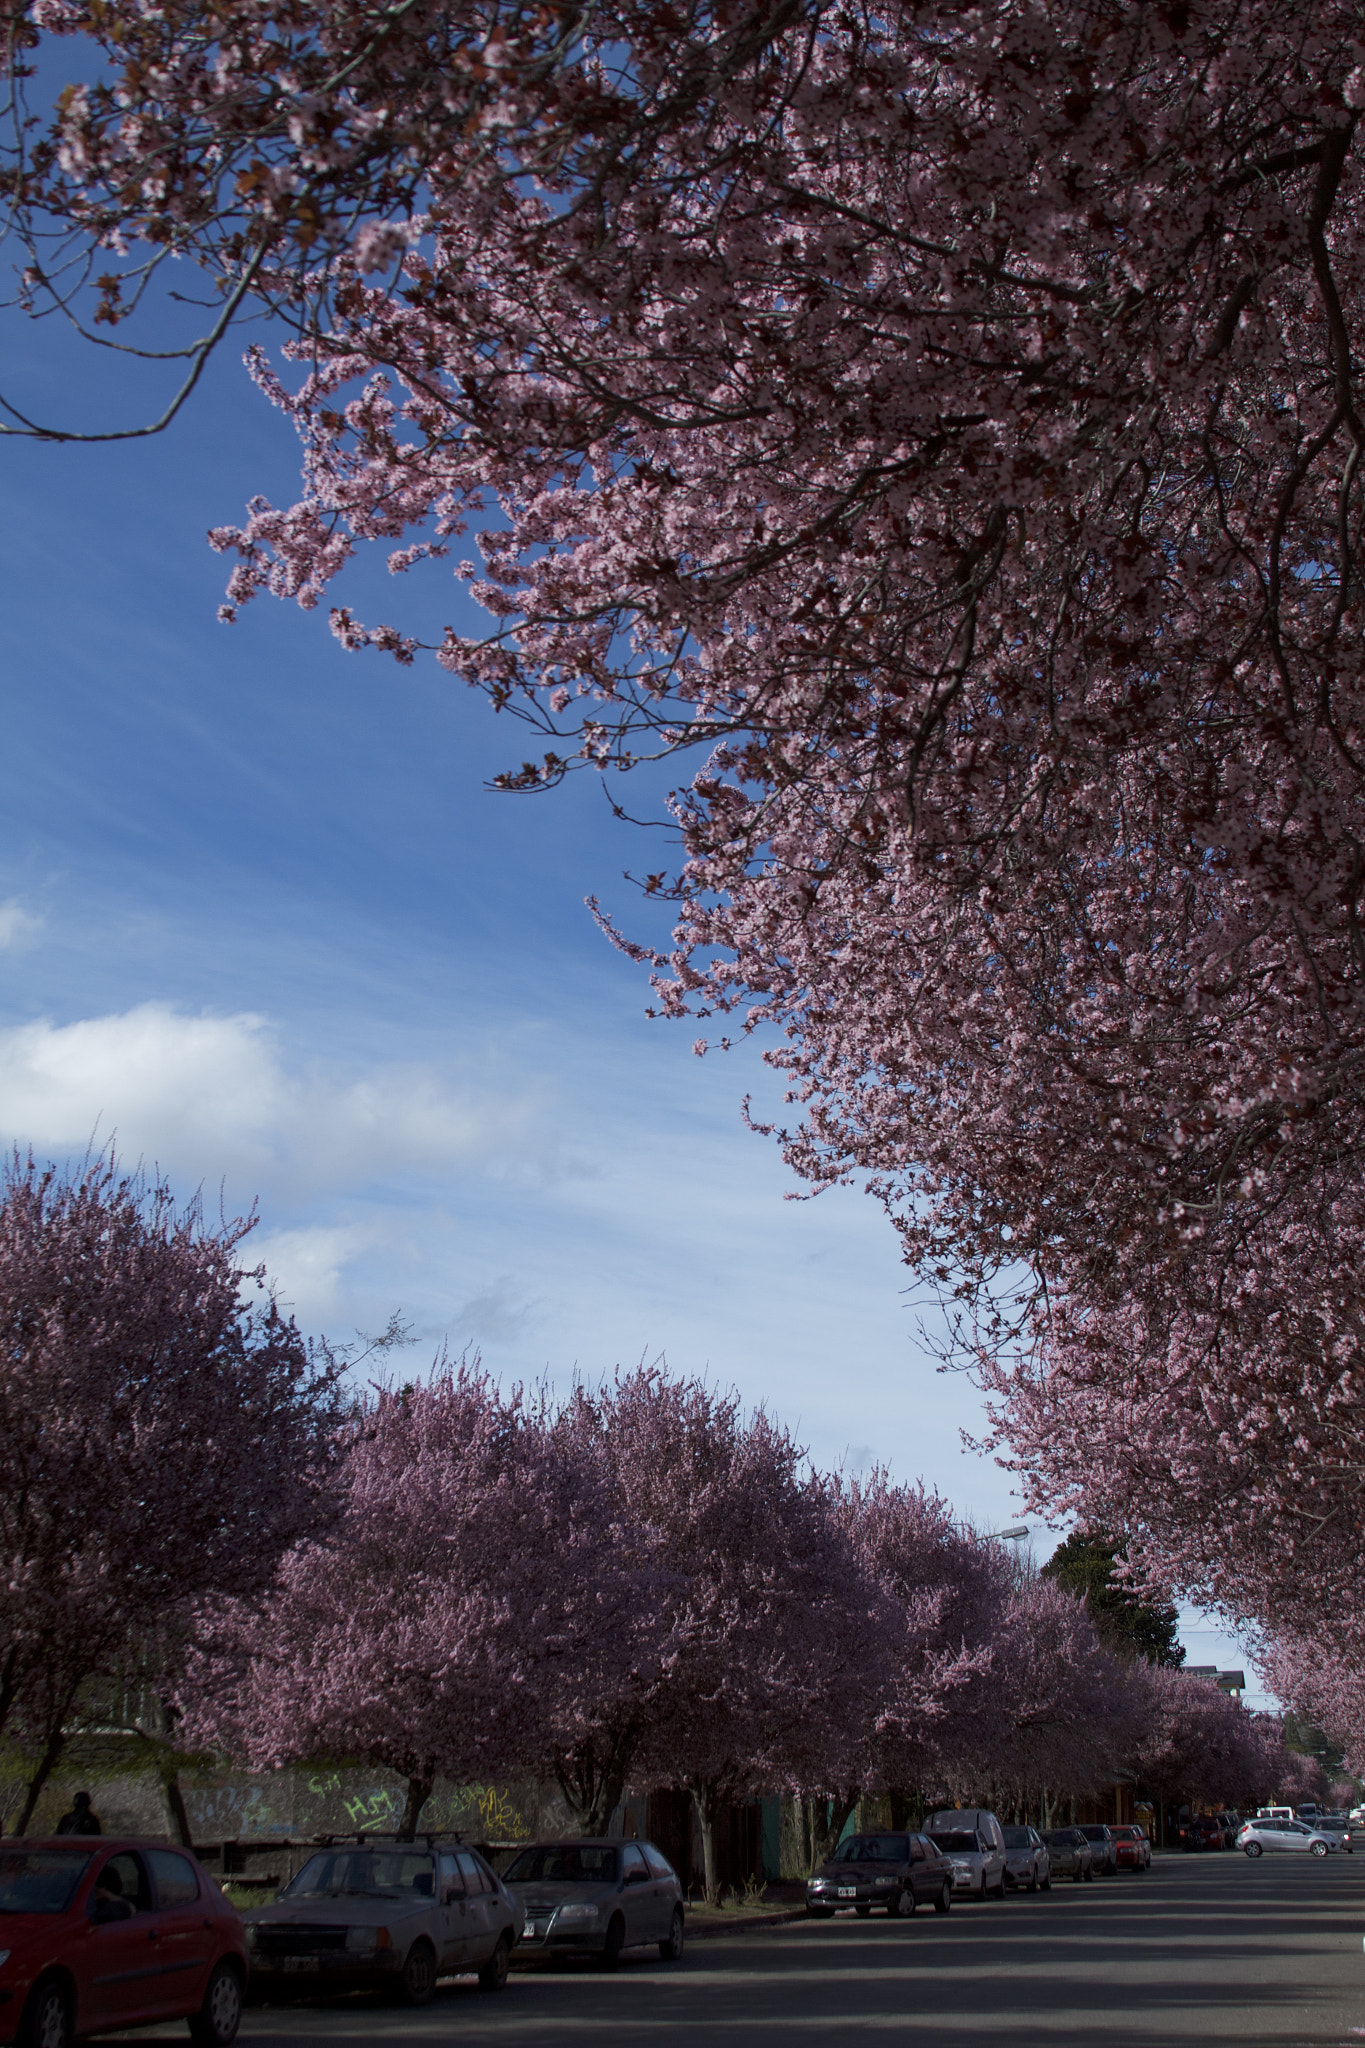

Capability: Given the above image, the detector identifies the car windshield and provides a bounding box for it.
[833,1837,910,1863]
[0,1849,93,1914]
[930,1832,978,1854]
[282,1851,436,1900]
[1043,1831,1079,1846]
[1002,1828,1032,1849]
[1079,1827,1106,1839]
[503,1846,619,1885]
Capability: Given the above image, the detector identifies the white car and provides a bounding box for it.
[925,1811,1008,1899]
[1237,1817,1337,1858]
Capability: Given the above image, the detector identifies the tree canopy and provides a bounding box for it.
[1040,1535,1185,1672]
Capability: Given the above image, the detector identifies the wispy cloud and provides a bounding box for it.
[0,900,41,949]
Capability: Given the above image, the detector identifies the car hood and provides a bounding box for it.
[508,1882,617,1912]
[245,1897,432,1930]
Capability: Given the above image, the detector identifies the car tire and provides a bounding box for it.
[855,1902,872,1917]
[1245,1842,1263,1857]
[1072,1870,1083,1884]
[1312,1841,1329,1858]
[806,1904,835,1919]
[1027,1867,1038,1893]
[19,1978,71,2048]
[188,1960,244,2046]
[659,1907,685,1961]
[399,1940,437,2007]
[1084,1867,1094,1883]
[598,1916,625,1971]
[933,1881,951,1914]
[1042,1875,1052,1891]
[886,1886,912,1917]
[478,1934,512,1994]
[991,1870,1006,1898]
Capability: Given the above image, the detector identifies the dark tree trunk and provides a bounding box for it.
[692,1780,721,1906]
[161,1769,194,1847]
[553,1725,638,1837]
[398,1773,433,1841]
[15,1727,66,1836]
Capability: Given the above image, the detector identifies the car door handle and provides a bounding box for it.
[147,1930,160,1943]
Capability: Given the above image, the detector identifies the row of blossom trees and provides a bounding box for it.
[0,1154,1319,1881]
[176,1364,1314,1896]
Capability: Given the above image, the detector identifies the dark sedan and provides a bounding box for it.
[806,1832,953,1918]
[1076,1825,1118,1875]
[1042,1828,1094,1883]
[503,1841,684,1969]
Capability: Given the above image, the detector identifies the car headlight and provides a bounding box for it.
[555,1902,602,1926]
[243,1926,259,1949]
[345,1927,381,1953]
[0,1951,9,1968]
[872,1876,894,1887]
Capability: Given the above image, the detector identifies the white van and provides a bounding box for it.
[924,1809,1008,1900]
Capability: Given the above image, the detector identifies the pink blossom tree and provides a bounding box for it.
[181,1363,634,1836]
[0,1151,340,1832]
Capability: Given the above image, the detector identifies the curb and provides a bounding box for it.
[686,1908,809,1939]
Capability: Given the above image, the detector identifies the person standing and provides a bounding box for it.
[55,1791,101,1836]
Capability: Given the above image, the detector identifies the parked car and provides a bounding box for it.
[0,1837,247,2048]
[244,1840,519,2003]
[805,1832,954,1918]
[1110,1825,1152,1871]
[503,1840,683,1968]
[924,1811,1008,1900]
[1256,1806,1294,1822]
[1314,1814,1354,1852]
[1179,1814,1226,1853]
[1001,1827,1051,1892]
[1236,1817,1339,1858]
[1040,1828,1095,1884]
[1075,1824,1118,1874]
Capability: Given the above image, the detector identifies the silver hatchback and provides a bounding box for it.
[503,1840,685,1969]
[244,1841,521,2003]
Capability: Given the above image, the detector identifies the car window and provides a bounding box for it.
[455,1850,488,1895]
[97,1852,152,1914]
[438,1852,464,1899]
[147,1849,200,1908]
[504,1845,620,1884]
[929,1832,978,1854]
[642,1844,675,1881]
[622,1845,648,1882]
[0,1849,93,1913]
[1001,1828,1031,1849]
[910,1838,926,1863]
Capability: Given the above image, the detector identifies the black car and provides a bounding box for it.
[806,1832,954,1918]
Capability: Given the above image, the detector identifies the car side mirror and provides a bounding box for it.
[625,1868,649,1886]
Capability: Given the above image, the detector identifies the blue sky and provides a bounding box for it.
[0,313,1263,1697]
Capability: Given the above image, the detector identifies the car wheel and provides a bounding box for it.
[1312,1840,1329,1858]
[1027,1866,1038,1893]
[1084,1867,1094,1882]
[478,1934,512,1994]
[1072,1868,1083,1883]
[19,1979,71,2048]
[933,1880,951,1914]
[1042,1874,1052,1891]
[598,1916,625,1971]
[659,1907,685,1961]
[1245,1842,1263,1857]
[399,1940,437,2007]
[855,1902,872,1917]
[886,1885,912,1918]
[806,1904,835,1919]
[188,1960,244,2046]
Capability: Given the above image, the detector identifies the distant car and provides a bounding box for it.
[805,1832,954,1918]
[244,1841,519,2002]
[503,1840,684,1968]
[1314,1814,1354,1852]
[1001,1826,1051,1892]
[1076,1824,1119,1874]
[1180,1815,1226,1853]
[1110,1826,1152,1871]
[924,1811,1008,1900]
[1237,1818,1338,1858]
[0,1837,247,2048]
[1041,1828,1094,1884]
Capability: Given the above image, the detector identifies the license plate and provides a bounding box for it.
[281,1957,321,1973]
[838,1887,857,1898]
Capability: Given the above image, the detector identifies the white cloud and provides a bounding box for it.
[0,1003,558,1195]
[0,900,41,949]
[249,1224,376,1322]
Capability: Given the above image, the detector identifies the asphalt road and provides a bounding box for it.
[112,1853,1365,2048]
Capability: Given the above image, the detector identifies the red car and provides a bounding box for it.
[0,1838,246,2048]
[1111,1826,1152,1871]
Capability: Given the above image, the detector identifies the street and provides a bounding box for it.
[106,1855,1365,2048]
